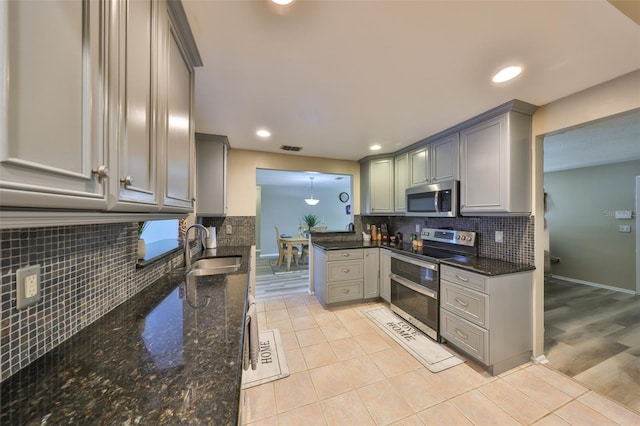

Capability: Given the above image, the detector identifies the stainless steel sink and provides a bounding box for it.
[188,256,242,276]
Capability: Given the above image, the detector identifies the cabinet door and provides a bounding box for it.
[431,134,459,182]
[158,18,194,212]
[109,0,159,210]
[459,115,507,213]
[364,248,379,298]
[0,0,108,210]
[379,248,391,302]
[394,153,408,213]
[370,158,394,213]
[409,146,429,186]
[196,134,228,216]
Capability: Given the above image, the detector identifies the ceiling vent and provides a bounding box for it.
[280,145,302,152]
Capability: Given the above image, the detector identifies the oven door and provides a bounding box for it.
[390,273,439,341]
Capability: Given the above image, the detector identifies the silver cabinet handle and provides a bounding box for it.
[120,175,134,186]
[92,165,110,183]
[456,274,469,282]
[455,328,469,340]
[454,297,469,307]
[342,289,350,294]
[342,269,350,273]
[342,253,350,257]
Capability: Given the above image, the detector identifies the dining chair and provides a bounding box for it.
[275,226,299,267]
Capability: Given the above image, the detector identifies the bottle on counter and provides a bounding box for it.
[371,225,377,241]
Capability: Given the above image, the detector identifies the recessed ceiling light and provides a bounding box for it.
[492,66,523,83]
[256,129,271,138]
[271,0,295,5]
[370,145,382,151]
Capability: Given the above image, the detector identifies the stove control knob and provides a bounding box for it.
[461,236,467,241]
[456,235,461,240]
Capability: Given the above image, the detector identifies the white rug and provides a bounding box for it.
[363,306,464,373]
[241,329,290,389]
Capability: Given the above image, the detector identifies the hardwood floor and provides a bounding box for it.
[544,276,640,413]
[255,256,310,299]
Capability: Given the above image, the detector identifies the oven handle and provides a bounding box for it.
[389,252,438,271]
[390,273,438,300]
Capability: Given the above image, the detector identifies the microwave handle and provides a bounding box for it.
[434,190,440,213]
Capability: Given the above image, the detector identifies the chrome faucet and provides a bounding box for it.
[184,224,210,267]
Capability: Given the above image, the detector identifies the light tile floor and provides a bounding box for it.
[243,294,640,426]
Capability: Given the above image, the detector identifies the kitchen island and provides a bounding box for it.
[0,246,252,425]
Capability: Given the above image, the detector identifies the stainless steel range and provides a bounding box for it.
[389,228,477,341]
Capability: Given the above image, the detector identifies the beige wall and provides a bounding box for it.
[529,69,640,358]
[227,149,360,216]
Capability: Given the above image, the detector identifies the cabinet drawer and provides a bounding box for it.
[441,265,487,293]
[327,280,363,304]
[441,281,489,327]
[327,260,364,282]
[327,249,363,261]
[440,310,488,364]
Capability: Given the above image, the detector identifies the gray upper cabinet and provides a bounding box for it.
[0,0,201,217]
[196,134,229,216]
[361,157,394,214]
[394,152,409,213]
[409,146,430,186]
[159,6,198,212]
[430,133,459,183]
[0,0,108,210]
[460,111,532,215]
[109,0,159,210]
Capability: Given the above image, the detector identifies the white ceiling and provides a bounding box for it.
[256,168,351,188]
[183,0,640,161]
[544,109,640,173]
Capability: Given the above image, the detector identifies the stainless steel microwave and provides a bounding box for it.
[405,180,458,217]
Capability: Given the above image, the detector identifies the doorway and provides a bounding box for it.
[541,109,640,412]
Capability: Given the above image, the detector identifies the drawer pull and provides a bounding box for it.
[342,268,350,273]
[456,274,469,282]
[342,289,350,294]
[454,297,469,307]
[455,328,469,340]
[342,253,350,257]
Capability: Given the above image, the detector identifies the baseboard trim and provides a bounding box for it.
[530,354,549,364]
[550,275,636,295]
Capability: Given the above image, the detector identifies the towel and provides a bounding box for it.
[243,296,259,371]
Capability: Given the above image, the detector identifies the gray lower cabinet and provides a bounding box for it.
[363,248,379,299]
[439,265,532,375]
[314,248,364,307]
[379,248,391,302]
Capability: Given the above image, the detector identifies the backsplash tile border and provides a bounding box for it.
[0,223,184,383]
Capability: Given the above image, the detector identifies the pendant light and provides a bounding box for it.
[304,177,320,206]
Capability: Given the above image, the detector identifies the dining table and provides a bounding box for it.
[278,234,310,271]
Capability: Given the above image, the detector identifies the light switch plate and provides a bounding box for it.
[615,210,633,219]
[16,265,41,309]
[495,231,504,243]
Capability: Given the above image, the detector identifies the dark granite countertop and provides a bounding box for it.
[1,245,252,425]
[313,240,534,276]
[440,257,535,276]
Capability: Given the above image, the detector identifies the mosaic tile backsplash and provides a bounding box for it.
[199,216,256,247]
[0,223,184,383]
[363,215,535,265]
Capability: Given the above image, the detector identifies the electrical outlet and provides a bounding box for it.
[16,265,41,309]
[24,275,38,298]
[226,225,232,235]
[619,225,631,233]
[415,224,420,233]
[495,231,504,243]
